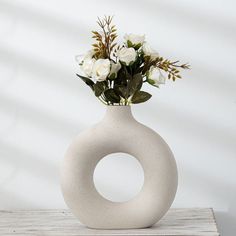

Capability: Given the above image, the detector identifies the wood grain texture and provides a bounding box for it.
[0,208,219,236]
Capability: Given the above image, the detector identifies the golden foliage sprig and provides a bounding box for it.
[157,58,190,81]
[142,56,190,81]
[92,16,118,59]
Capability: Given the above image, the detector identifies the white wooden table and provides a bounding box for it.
[0,208,219,235]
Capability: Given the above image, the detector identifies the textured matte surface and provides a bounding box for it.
[0,208,219,235]
[61,106,178,229]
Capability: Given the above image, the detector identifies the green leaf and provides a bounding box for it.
[76,74,94,91]
[109,73,116,80]
[147,79,159,88]
[114,85,128,99]
[131,91,152,104]
[124,67,132,80]
[127,40,133,48]
[104,89,120,103]
[94,81,105,97]
[128,73,143,96]
[134,43,142,50]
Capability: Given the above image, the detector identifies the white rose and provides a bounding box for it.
[83,50,94,59]
[77,50,96,77]
[92,59,110,82]
[117,47,137,66]
[124,34,145,47]
[77,50,94,64]
[142,42,159,60]
[147,66,165,87]
[81,58,95,77]
[109,61,121,79]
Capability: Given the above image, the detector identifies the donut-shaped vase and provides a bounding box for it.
[60,106,178,229]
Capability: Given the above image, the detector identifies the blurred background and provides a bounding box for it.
[0,0,235,235]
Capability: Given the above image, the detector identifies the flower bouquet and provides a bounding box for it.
[77,16,189,105]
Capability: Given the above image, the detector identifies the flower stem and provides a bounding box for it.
[98,97,107,105]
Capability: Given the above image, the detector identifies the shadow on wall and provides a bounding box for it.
[215,200,236,236]
[0,46,81,94]
[0,189,40,209]
[181,166,236,236]
[0,140,58,185]
[0,92,84,137]
[179,166,235,206]
[186,63,236,97]
[0,140,59,209]
[146,102,236,152]
[0,0,89,41]
[0,0,235,234]
[117,0,236,44]
[2,0,235,44]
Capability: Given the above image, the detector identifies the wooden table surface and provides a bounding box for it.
[0,208,219,236]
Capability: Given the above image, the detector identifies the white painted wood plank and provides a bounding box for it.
[0,208,219,236]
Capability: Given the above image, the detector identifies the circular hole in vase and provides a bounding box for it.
[93,153,144,203]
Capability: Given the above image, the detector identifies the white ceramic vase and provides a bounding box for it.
[60,105,178,229]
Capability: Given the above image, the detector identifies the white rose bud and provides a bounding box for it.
[124,34,145,48]
[81,58,95,77]
[147,66,165,87]
[83,50,94,60]
[109,61,121,79]
[92,59,110,82]
[77,50,94,64]
[142,42,159,60]
[78,50,96,77]
[117,47,137,66]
